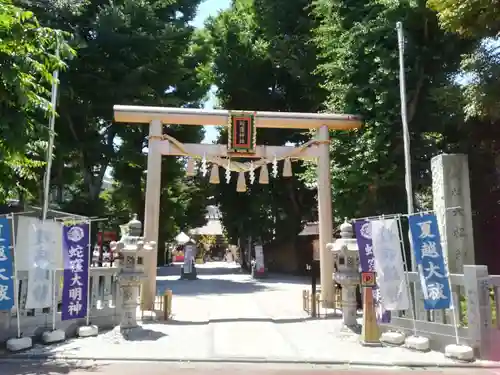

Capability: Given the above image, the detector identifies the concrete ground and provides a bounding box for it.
[5,262,499,368]
[1,360,500,375]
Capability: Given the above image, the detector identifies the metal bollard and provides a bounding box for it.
[311,291,317,317]
[163,289,173,320]
[316,292,321,317]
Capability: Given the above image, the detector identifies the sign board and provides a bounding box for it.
[361,271,376,287]
[228,112,256,154]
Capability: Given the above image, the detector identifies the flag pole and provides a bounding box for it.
[396,23,430,349]
[42,44,60,333]
[396,22,414,216]
[42,45,60,222]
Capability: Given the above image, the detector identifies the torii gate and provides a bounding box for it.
[113,105,362,309]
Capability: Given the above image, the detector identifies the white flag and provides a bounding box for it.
[24,219,62,309]
[16,216,63,271]
[371,218,410,311]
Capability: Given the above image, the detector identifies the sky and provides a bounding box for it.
[192,0,231,144]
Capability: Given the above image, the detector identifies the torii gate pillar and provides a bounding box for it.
[142,119,162,309]
[317,126,335,307]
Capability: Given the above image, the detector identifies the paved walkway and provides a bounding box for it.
[6,263,495,366]
[1,359,497,375]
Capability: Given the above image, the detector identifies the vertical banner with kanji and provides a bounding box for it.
[408,213,451,310]
[0,218,15,310]
[371,218,410,311]
[25,220,60,309]
[62,223,89,321]
[354,220,375,272]
[354,219,390,323]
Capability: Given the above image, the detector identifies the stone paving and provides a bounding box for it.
[7,262,494,366]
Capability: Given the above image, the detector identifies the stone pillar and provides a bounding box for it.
[463,265,491,357]
[317,125,335,307]
[119,272,140,330]
[143,119,162,309]
[432,153,475,273]
[432,154,475,323]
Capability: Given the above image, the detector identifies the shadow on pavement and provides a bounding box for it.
[0,359,109,375]
[157,277,268,296]
[120,326,168,341]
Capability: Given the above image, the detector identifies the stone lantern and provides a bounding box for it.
[326,219,360,327]
[110,214,156,333]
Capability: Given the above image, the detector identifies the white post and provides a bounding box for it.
[40,45,60,335]
[396,22,414,217]
[317,125,335,307]
[142,119,162,310]
[397,22,428,324]
[42,46,60,222]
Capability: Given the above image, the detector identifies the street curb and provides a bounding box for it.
[1,354,499,369]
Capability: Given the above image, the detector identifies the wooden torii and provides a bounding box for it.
[113,105,362,309]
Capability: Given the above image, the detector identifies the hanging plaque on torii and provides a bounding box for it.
[227,111,256,154]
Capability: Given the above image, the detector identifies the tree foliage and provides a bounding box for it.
[427,0,500,38]
[299,0,476,222]
[205,0,320,245]
[0,0,73,202]
[5,0,500,270]
[5,0,213,260]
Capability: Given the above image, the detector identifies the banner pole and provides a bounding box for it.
[85,220,91,327]
[9,215,22,338]
[396,216,418,337]
[51,218,63,332]
[0,211,37,218]
[51,271,57,331]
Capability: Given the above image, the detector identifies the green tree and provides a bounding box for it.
[0,0,73,202]
[445,42,500,270]
[427,0,500,37]
[205,0,320,246]
[102,25,214,251]
[427,0,500,269]
[21,0,214,261]
[301,0,476,222]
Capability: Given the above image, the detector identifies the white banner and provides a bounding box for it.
[371,218,410,311]
[23,218,62,309]
[16,216,63,271]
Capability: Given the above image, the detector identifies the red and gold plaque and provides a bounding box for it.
[228,112,256,154]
